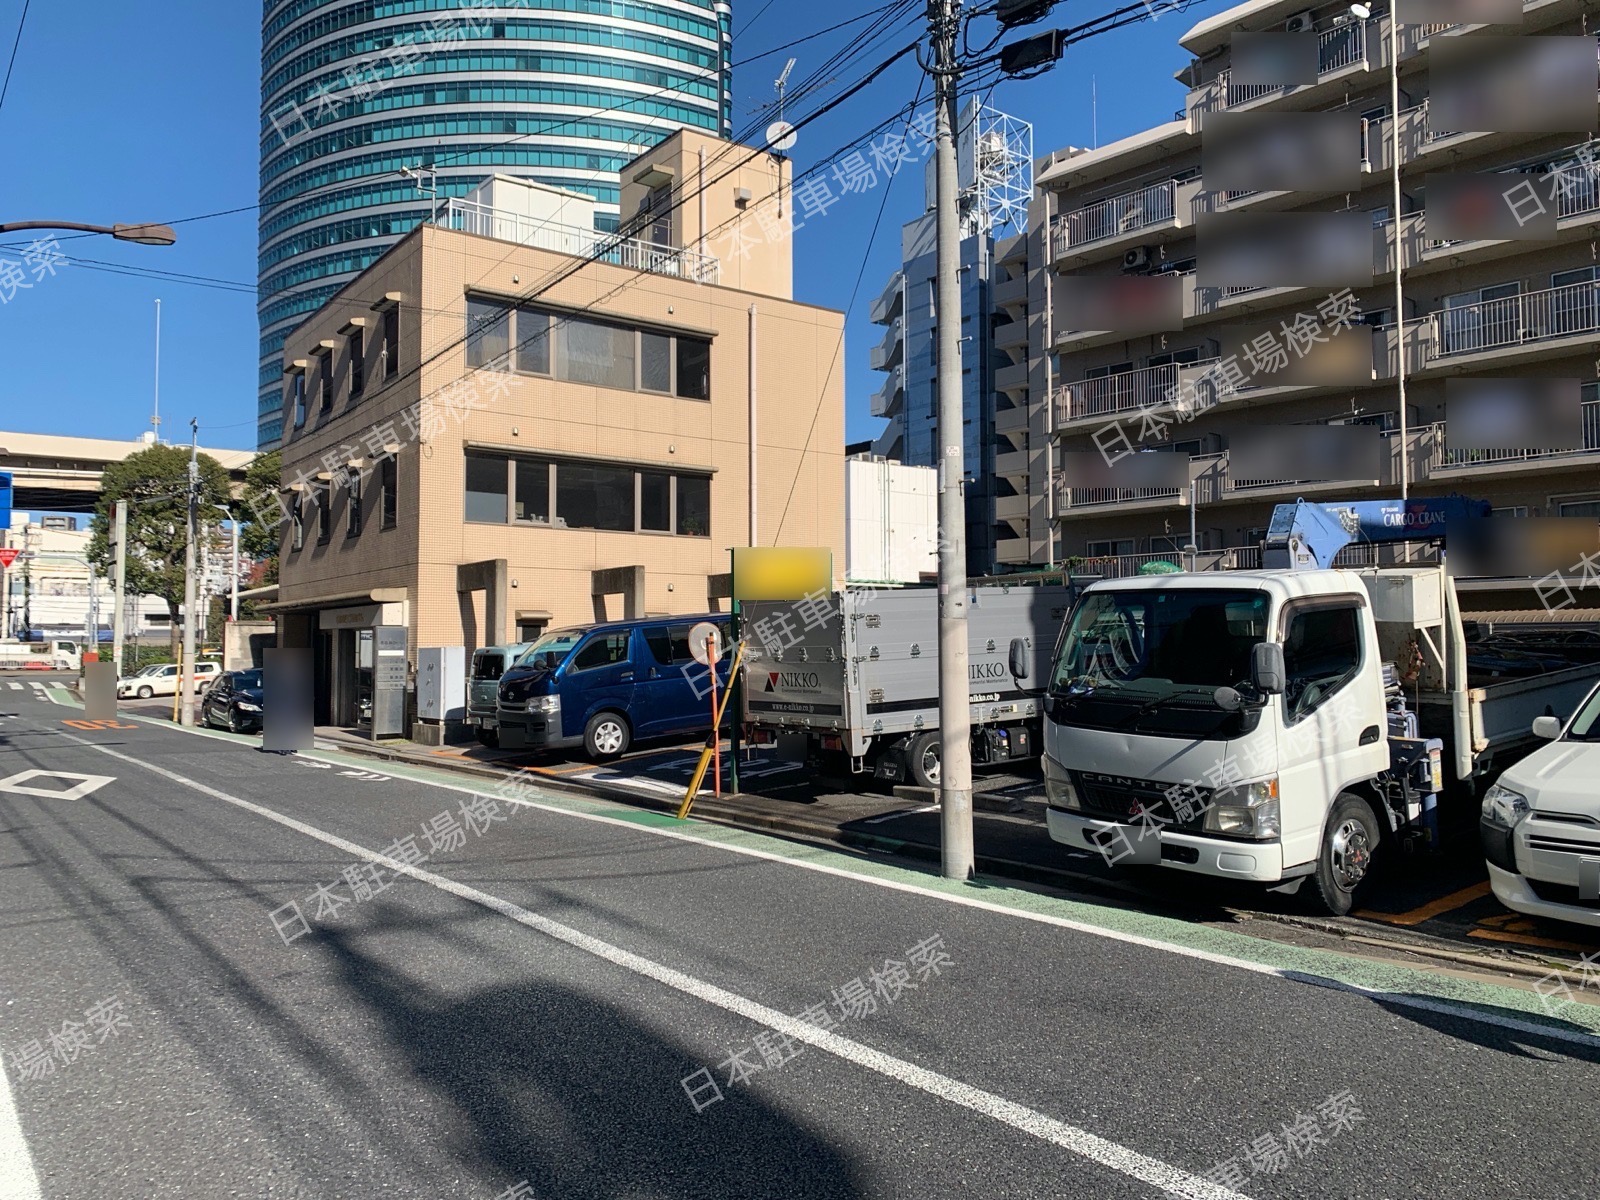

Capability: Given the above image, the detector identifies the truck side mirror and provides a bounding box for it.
[1008,638,1029,680]
[1250,642,1286,696]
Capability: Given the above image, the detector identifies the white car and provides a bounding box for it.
[116,661,223,699]
[1481,682,1600,928]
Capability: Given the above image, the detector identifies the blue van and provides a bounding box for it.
[496,615,733,759]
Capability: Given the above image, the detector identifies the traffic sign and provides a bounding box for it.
[0,548,18,569]
[688,621,722,666]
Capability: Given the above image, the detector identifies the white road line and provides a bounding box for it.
[7,682,20,690]
[57,732,1246,1200]
[107,715,1600,1051]
[0,1056,44,1200]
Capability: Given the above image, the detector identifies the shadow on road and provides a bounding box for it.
[315,913,870,1199]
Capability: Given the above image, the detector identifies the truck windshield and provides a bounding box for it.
[516,630,585,672]
[1050,588,1271,736]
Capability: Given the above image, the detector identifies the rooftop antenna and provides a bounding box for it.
[401,164,440,221]
[767,57,800,218]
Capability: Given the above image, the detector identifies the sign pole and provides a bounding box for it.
[709,629,722,798]
[111,500,128,679]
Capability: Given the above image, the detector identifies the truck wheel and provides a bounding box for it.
[584,712,631,761]
[906,731,941,790]
[1310,794,1380,917]
[476,726,500,748]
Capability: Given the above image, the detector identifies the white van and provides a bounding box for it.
[1481,681,1600,928]
[117,661,223,699]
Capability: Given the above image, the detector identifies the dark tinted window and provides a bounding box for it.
[472,653,506,680]
[640,471,671,532]
[571,632,631,672]
[557,463,634,532]
[465,454,508,523]
[643,626,673,665]
[677,475,710,537]
[1283,605,1362,723]
[676,337,710,400]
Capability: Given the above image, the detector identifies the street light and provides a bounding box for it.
[0,220,177,246]
[1352,0,1409,501]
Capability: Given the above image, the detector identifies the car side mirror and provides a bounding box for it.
[1250,642,1286,696]
[1008,638,1029,680]
[1532,715,1563,740]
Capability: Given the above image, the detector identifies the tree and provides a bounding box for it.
[238,449,282,591]
[88,445,233,655]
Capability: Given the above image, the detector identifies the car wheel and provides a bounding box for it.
[136,685,154,699]
[476,727,500,748]
[906,730,942,790]
[584,712,631,761]
[228,708,242,735]
[1310,794,1381,917]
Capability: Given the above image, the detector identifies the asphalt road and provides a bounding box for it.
[6,675,1600,1200]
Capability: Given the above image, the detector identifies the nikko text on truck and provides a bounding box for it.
[742,583,1075,788]
[1042,498,1600,915]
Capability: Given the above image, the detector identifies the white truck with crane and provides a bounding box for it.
[1042,497,1600,915]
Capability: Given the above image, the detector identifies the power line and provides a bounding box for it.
[0,0,30,118]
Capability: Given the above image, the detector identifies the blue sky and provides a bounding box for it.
[0,0,1213,453]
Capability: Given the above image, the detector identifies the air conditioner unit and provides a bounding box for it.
[1285,11,1315,33]
[1123,246,1153,272]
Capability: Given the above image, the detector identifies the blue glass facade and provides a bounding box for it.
[257,0,733,447]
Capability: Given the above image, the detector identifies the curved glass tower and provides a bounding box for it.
[258,0,734,448]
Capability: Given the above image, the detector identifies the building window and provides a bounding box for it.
[290,493,305,551]
[465,451,710,536]
[380,456,397,528]
[465,452,510,523]
[347,472,362,537]
[466,296,711,400]
[383,304,400,379]
[316,482,332,544]
[291,373,306,429]
[318,352,335,412]
[516,307,550,375]
[466,297,511,368]
[349,329,365,398]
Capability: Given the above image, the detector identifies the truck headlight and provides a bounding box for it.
[1205,779,1280,839]
[534,695,560,714]
[1042,755,1080,810]
[1481,783,1530,830]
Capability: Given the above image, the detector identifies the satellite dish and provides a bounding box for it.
[766,120,798,152]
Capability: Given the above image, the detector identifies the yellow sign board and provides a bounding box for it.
[731,547,832,602]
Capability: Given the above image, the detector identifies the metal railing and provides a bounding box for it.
[1436,401,1600,469]
[1075,546,1264,578]
[1053,180,1175,254]
[1062,485,1184,510]
[1055,358,1224,423]
[1429,280,1600,359]
[1217,22,1368,109]
[440,198,720,284]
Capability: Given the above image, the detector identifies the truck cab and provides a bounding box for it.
[467,643,533,746]
[1043,571,1391,913]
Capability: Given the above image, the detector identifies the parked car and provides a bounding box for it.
[497,616,732,759]
[202,669,265,734]
[1481,681,1600,928]
[117,661,223,699]
[468,642,534,746]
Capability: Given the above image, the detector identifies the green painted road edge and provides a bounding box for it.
[98,699,1600,1036]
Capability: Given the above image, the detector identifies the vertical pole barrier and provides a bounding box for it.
[709,631,722,798]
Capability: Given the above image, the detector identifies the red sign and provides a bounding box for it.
[0,548,18,569]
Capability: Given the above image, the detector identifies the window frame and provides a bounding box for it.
[315,481,332,545]
[383,305,400,380]
[289,492,305,551]
[464,450,710,536]
[318,350,335,412]
[1276,599,1366,726]
[290,372,307,430]
[379,455,398,529]
[349,329,365,399]
[346,470,362,538]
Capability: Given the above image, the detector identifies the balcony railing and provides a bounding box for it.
[1428,280,1600,359]
[1063,486,1184,510]
[1216,21,1369,109]
[1054,358,1223,424]
[1053,180,1175,255]
[440,198,720,284]
[1434,401,1600,469]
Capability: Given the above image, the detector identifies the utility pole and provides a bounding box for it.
[111,500,128,677]
[928,0,974,881]
[180,420,199,727]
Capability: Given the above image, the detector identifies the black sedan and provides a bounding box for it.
[202,669,265,734]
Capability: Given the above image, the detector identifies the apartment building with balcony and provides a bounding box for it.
[268,128,845,729]
[868,101,1035,575]
[1033,0,1600,580]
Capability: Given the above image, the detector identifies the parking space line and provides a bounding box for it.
[1355,882,1491,927]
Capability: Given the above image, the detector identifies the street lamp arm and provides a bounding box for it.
[0,220,177,246]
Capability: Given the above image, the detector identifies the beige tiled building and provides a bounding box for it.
[1014,0,1600,577]
[269,129,845,726]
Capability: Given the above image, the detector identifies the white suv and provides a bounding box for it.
[1481,682,1600,929]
